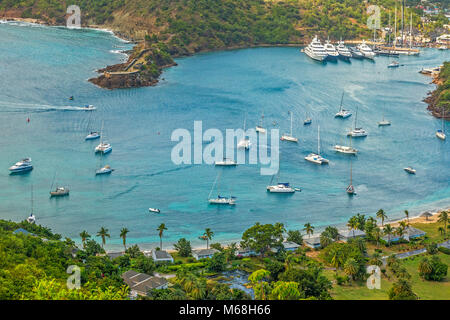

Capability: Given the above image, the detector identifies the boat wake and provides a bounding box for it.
[0,101,95,113]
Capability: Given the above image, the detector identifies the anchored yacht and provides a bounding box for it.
[347,108,367,137]
[357,40,375,60]
[50,187,70,197]
[304,36,328,62]
[96,165,114,175]
[305,125,329,165]
[9,158,33,173]
[324,40,339,61]
[335,92,352,119]
[215,159,237,166]
[336,41,352,60]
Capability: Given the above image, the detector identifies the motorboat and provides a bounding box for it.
[357,40,375,59]
[96,165,114,175]
[26,213,36,224]
[404,167,416,174]
[336,40,352,60]
[388,61,400,68]
[438,45,448,50]
[95,143,112,154]
[50,187,70,197]
[81,105,96,111]
[85,131,100,140]
[304,36,328,62]
[436,129,446,140]
[149,208,161,213]
[349,47,364,59]
[9,158,33,173]
[267,183,296,193]
[324,40,339,61]
[304,118,312,125]
[335,92,352,119]
[215,159,237,166]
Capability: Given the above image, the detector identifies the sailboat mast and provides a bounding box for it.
[290,111,293,136]
[100,120,104,144]
[388,12,391,45]
[340,92,344,111]
[394,4,397,47]
[31,185,34,215]
[410,12,413,49]
[401,0,405,47]
[350,160,353,185]
[50,172,56,191]
[317,125,320,155]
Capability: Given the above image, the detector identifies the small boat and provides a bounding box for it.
[81,105,96,111]
[378,115,391,126]
[347,159,356,195]
[149,208,161,213]
[215,159,237,166]
[438,45,448,51]
[404,167,416,174]
[27,213,36,224]
[96,165,114,175]
[256,112,266,134]
[281,111,298,142]
[208,171,236,205]
[50,187,70,197]
[9,158,33,173]
[388,61,400,68]
[95,121,112,154]
[304,118,312,125]
[85,131,100,140]
[305,125,329,165]
[335,92,352,119]
[267,183,296,193]
[436,108,446,140]
[347,107,368,137]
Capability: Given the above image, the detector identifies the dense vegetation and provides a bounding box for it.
[425,61,450,117]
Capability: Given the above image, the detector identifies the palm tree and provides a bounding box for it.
[203,228,214,250]
[79,230,91,249]
[249,269,271,300]
[373,227,382,248]
[438,226,445,236]
[383,224,393,246]
[120,228,129,251]
[303,223,314,239]
[376,209,388,227]
[396,226,406,241]
[404,210,410,225]
[97,227,110,249]
[418,258,432,278]
[347,216,358,238]
[438,211,448,237]
[157,223,168,250]
[344,258,359,281]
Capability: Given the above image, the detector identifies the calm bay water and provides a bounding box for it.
[0,22,449,250]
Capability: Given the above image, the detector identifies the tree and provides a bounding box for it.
[404,210,410,225]
[419,256,448,281]
[396,225,406,241]
[320,234,333,249]
[205,252,226,272]
[248,269,271,300]
[344,258,359,281]
[174,238,192,257]
[383,224,394,246]
[120,228,129,251]
[373,227,382,248]
[97,227,110,249]
[438,211,448,237]
[157,223,167,250]
[303,223,314,239]
[203,228,214,249]
[388,279,417,300]
[347,216,359,238]
[270,281,302,300]
[241,223,285,256]
[79,230,91,249]
[376,209,388,226]
[286,230,303,245]
[322,226,339,241]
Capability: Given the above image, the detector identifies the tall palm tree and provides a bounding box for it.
[374,227,382,248]
[203,228,214,250]
[97,227,110,249]
[79,230,91,249]
[157,223,168,250]
[396,226,406,241]
[249,269,271,300]
[376,209,388,227]
[120,228,129,251]
[438,227,445,236]
[347,216,358,238]
[344,258,359,281]
[438,211,448,237]
[404,210,410,225]
[383,224,393,246]
[303,223,314,239]
[418,258,432,278]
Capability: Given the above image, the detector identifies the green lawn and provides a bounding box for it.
[325,253,450,300]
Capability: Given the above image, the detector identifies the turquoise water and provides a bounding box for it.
[0,22,449,250]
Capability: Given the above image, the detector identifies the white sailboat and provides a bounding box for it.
[95,121,112,154]
[335,92,352,118]
[281,111,298,142]
[378,114,391,126]
[346,159,356,195]
[27,186,36,224]
[305,125,329,165]
[208,171,236,205]
[215,158,237,166]
[238,114,251,149]
[85,112,100,140]
[436,108,446,140]
[333,135,358,155]
[49,172,70,197]
[256,112,266,134]
[266,167,299,193]
[347,107,368,137]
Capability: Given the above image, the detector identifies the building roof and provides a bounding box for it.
[107,251,125,260]
[13,228,33,236]
[282,241,301,249]
[192,249,219,256]
[339,229,366,238]
[153,250,173,260]
[121,270,168,295]
[304,236,321,245]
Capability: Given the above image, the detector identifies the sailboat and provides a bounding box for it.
[378,114,391,126]
[333,135,358,155]
[436,108,446,140]
[85,111,100,140]
[27,186,36,224]
[347,107,368,137]
[256,112,266,134]
[49,172,70,197]
[305,125,329,165]
[238,114,251,149]
[335,92,352,118]
[95,121,112,154]
[281,111,298,142]
[346,159,356,195]
[304,113,312,125]
[266,155,300,193]
[208,171,236,205]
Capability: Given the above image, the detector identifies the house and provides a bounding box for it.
[106,251,125,260]
[152,250,174,263]
[304,236,321,249]
[338,229,366,242]
[236,246,257,257]
[382,227,426,242]
[192,248,219,260]
[271,241,301,253]
[13,228,34,236]
[121,270,168,297]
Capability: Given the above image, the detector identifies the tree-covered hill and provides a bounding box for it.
[426,62,450,118]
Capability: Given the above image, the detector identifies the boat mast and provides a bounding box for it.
[350,159,353,186]
[31,185,34,215]
[50,171,57,191]
[317,125,320,155]
[401,0,405,47]
[388,12,391,45]
[410,12,413,50]
[339,92,344,112]
[100,120,104,144]
[290,111,293,136]
[394,4,397,47]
